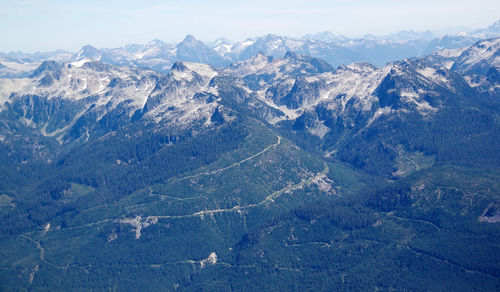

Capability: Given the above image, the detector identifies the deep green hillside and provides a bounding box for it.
[0,118,365,290]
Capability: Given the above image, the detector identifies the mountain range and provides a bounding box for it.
[0,24,499,290]
[1,20,499,79]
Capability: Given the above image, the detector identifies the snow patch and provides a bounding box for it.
[171,69,194,82]
[400,90,437,114]
[184,62,218,80]
[70,58,91,68]
[417,67,448,84]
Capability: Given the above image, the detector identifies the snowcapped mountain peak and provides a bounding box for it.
[1,36,498,153]
[74,45,101,61]
[143,39,172,53]
[169,61,218,82]
[17,60,158,107]
[180,35,199,46]
[0,59,165,142]
[448,37,500,91]
[144,60,220,125]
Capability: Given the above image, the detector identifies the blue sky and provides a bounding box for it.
[0,0,499,52]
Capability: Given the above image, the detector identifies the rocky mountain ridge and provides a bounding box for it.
[1,38,498,177]
[1,20,498,78]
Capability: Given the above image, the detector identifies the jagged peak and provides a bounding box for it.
[171,60,188,72]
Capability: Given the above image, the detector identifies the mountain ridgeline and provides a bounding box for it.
[0,34,499,290]
[1,19,499,79]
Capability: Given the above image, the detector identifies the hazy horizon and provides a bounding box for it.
[0,0,499,53]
